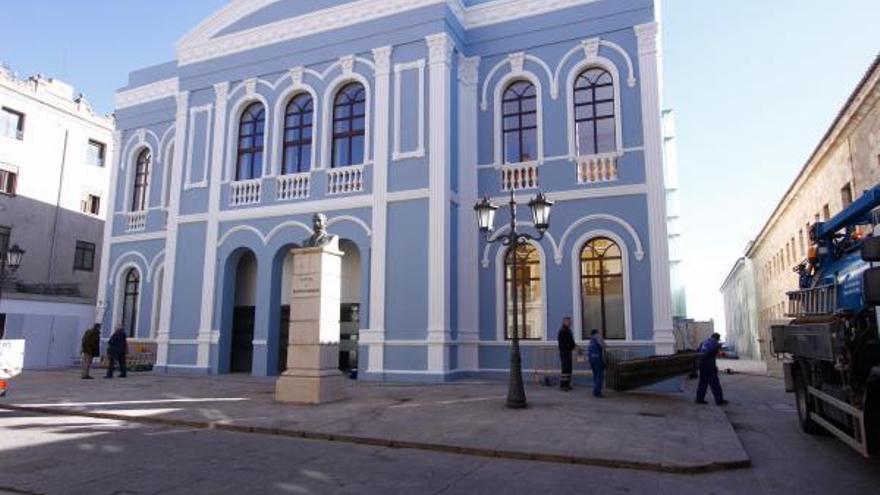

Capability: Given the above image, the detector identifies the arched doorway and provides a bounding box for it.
[270,245,297,375]
[230,250,258,373]
[339,239,361,376]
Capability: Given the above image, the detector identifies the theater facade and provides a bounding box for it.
[99,0,676,381]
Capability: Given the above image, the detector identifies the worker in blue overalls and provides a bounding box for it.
[696,333,728,405]
[587,329,606,398]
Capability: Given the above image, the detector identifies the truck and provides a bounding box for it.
[771,184,880,457]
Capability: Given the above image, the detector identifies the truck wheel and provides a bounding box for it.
[795,374,821,435]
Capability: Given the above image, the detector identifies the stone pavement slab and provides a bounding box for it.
[0,370,749,474]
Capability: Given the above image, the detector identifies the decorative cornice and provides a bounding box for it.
[426,33,455,67]
[457,55,481,86]
[176,0,605,66]
[115,78,179,110]
[372,46,393,75]
[634,22,660,56]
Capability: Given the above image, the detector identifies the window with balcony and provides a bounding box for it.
[0,168,17,196]
[332,82,366,168]
[131,149,150,212]
[73,241,96,272]
[236,103,266,181]
[1,107,24,140]
[574,68,616,156]
[282,94,314,174]
[502,80,538,164]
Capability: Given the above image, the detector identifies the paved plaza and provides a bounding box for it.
[0,370,878,494]
[0,369,746,473]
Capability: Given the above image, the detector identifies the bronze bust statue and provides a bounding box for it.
[306,213,335,247]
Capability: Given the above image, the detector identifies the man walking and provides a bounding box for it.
[80,324,101,379]
[588,329,606,398]
[695,333,728,405]
[557,317,576,391]
[105,327,128,379]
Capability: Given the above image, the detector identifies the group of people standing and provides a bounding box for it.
[557,317,727,405]
[80,325,129,380]
[557,317,606,397]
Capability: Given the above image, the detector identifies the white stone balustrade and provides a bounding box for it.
[501,162,539,191]
[326,166,364,195]
[577,154,619,184]
[276,173,310,201]
[229,178,262,206]
[125,211,147,232]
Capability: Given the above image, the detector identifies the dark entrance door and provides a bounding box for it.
[339,303,359,376]
[231,306,254,373]
[278,305,290,374]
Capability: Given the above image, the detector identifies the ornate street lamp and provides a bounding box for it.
[0,244,25,308]
[474,190,554,409]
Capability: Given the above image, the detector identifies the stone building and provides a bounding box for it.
[100,0,676,381]
[719,248,760,360]
[0,64,115,368]
[722,55,880,374]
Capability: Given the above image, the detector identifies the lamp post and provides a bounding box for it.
[0,244,25,309]
[474,191,553,409]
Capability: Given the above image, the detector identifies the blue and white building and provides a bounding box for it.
[98,0,675,381]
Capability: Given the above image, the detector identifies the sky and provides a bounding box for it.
[1,1,879,333]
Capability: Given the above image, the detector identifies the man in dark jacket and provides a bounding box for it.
[105,327,128,379]
[557,317,576,391]
[80,324,101,379]
[696,333,728,405]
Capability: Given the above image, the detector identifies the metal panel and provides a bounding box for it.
[771,323,835,361]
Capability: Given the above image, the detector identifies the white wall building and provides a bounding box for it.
[0,64,115,369]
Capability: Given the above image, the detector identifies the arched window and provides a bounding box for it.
[502,80,538,164]
[236,102,265,180]
[131,149,150,212]
[504,244,542,340]
[121,268,140,338]
[282,94,314,174]
[332,82,366,168]
[580,238,625,340]
[574,68,616,156]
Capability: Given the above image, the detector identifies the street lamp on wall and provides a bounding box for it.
[5,244,24,271]
[474,190,554,409]
[0,243,26,311]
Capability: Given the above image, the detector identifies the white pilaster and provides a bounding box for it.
[635,22,675,354]
[95,131,122,326]
[364,45,393,375]
[196,82,230,368]
[426,33,454,373]
[457,54,481,372]
[156,91,190,367]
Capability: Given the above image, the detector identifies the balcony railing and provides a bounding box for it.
[786,284,836,317]
[230,179,262,207]
[125,211,147,233]
[276,173,310,201]
[577,154,619,184]
[501,162,539,191]
[326,166,364,195]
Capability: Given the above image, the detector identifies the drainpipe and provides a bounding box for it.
[47,128,69,284]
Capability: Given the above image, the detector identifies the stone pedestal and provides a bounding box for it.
[275,239,347,404]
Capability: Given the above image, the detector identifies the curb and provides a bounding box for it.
[0,403,751,475]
